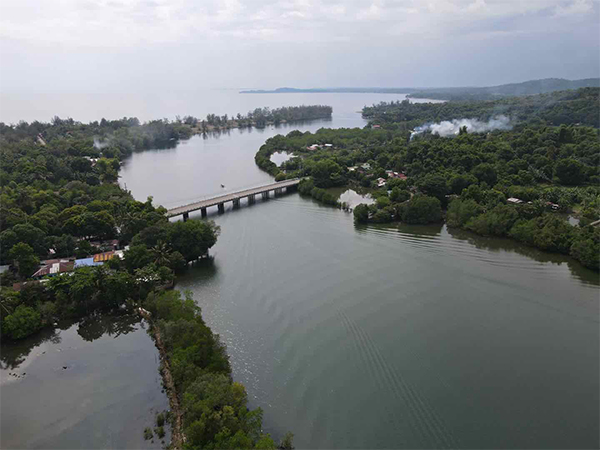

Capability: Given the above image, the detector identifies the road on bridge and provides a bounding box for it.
[166,178,301,218]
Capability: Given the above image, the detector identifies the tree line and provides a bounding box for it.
[254,88,599,270]
[191,105,332,130]
[363,88,600,129]
[0,113,294,448]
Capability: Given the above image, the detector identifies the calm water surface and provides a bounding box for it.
[119,93,600,449]
[0,315,168,449]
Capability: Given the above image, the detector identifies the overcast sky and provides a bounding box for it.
[0,0,598,93]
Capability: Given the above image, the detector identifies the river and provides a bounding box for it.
[2,91,598,449]
[119,92,599,449]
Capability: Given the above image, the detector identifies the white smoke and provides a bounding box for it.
[93,137,110,149]
[411,115,512,139]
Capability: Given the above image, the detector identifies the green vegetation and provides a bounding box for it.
[144,290,284,449]
[0,115,222,340]
[254,88,600,270]
[408,77,600,101]
[1,112,294,448]
[144,427,153,440]
[364,88,600,129]
[198,105,332,130]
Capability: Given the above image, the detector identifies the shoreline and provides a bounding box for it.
[138,308,185,450]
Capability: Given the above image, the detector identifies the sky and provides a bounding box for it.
[0,0,598,93]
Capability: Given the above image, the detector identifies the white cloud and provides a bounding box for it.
[0,0,597,48]
[554,0,594,16]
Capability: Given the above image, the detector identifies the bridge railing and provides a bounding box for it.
[164,178,301,211]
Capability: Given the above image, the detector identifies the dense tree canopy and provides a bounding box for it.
[254,88,599,271]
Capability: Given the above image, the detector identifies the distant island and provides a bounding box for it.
[240,87,419,94]
[241,78,600,101]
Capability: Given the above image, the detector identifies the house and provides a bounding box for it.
[347,166,357,172]
[546,202,560,210]
[398,173,408,180]
[324,143,333,147]
[74,257,103,268]
[507,197,523,204]
[32,260,75,279]
[377,177,387,187]
[92,251,120,263]
[361,163,371,170]
[307,144,321,151]
[89,239,120,251]
[372,125,381,129]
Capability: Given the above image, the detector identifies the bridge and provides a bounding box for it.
[166,178,301,220]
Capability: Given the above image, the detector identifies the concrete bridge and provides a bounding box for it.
[166,178,301,220]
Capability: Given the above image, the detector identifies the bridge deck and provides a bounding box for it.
[166,178,301,217]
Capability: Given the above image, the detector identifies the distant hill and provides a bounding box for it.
[409,78,600,101]
[241,78,600,101]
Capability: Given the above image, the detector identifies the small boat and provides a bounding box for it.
[221,184,225,188]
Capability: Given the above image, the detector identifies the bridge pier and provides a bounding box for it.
[201,207,207,218]
[233,198,240,208]
[218,203,225,213]
[248,194,255,205]
[183,212,189,222]
[262,191,269,200]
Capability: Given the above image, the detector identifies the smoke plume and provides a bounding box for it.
[93,137,110,149]
[411,115,512,139]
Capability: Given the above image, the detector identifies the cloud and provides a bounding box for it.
[0,0,597,47]
[0,0,597,95]
[554,0,594,16]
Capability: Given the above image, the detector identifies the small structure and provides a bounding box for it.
[507,197,524,204]
[377,177,387,188]
[92,251,123,263]
[347,166,357,172]
[32,260,75,279]
[372,125,381,129]
[545,202,560,210]
[307,144,321,151]
[89,239,120,251]
[74,257,103,268]
[324,143,333,147]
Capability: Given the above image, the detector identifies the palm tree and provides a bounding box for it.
[151,241,171,267]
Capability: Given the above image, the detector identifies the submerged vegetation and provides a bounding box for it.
[254,88,600,270]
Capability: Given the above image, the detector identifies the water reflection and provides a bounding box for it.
[270,151,293,166]
[77,313,140,342]
[200,118,334,140]
[0,313,141,372]
[446,226,599,286]
[1,326,62,371]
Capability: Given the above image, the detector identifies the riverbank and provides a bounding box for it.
[138,307,184,449]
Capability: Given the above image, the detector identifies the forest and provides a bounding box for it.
[255,88,600,271]
[408,77,600,101]
[199,105,332,130]
[0,108,296,448]
[363,88,600,129]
